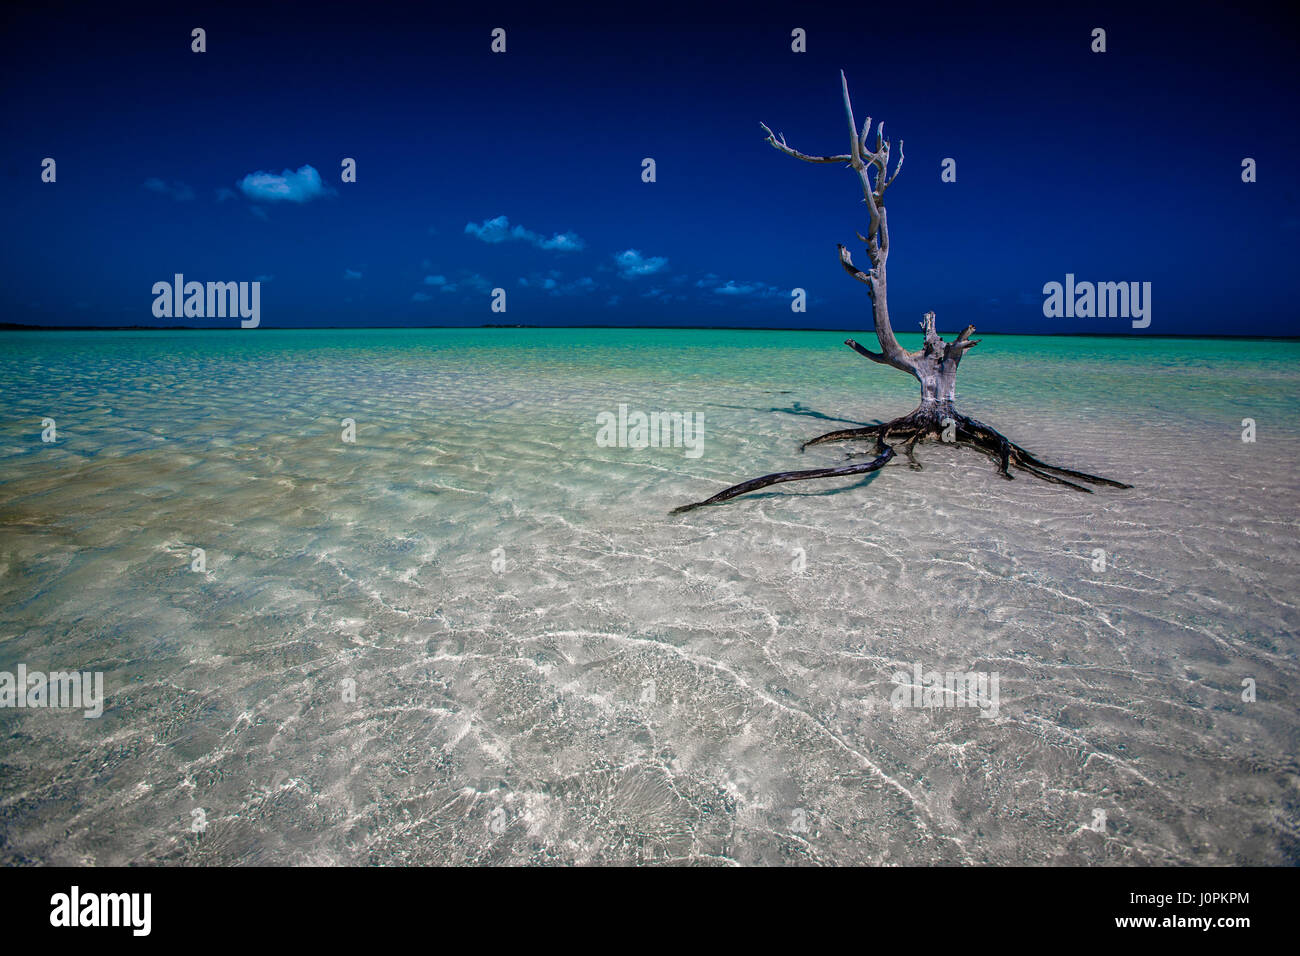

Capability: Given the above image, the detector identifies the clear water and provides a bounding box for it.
[1,328,1297,864]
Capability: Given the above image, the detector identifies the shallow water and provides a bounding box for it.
[1,328,1297,864]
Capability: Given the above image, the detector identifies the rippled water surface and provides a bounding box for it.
[1,328,1297,864]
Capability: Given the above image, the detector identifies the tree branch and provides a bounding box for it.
[759,123,851,164]
[841,70,864,169]
[946,324,981,358]
[837,244,874,285]
[844,338,892,364]
[764,74,916,380]
[884,139,905,191]
[920,311,946,354]
[838,244,915,375]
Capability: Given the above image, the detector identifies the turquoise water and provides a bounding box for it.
[1,328,1297,864]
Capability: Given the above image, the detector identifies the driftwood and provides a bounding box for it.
[673,73,1130,514]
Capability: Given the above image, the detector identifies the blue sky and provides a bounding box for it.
[1,0,1296,333]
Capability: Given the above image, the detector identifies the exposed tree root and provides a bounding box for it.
[671,442,895,515]
[672,403,1131,514]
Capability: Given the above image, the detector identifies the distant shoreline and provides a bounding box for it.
[1,322,1296,341]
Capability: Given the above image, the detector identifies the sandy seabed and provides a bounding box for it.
[1,329,1296,864]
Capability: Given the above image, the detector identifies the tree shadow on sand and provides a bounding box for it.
[768,401,880,427]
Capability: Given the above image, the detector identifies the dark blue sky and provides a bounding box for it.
[2,0,1296,333]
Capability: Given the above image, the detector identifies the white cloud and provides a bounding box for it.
[238,164,329,203]
[712,279,785,298]
[536,232,583,251]
[519,273,598,295]
[614,249,668,278]
[464,215,585,252]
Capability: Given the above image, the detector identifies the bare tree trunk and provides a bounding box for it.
[673,74,1130,514]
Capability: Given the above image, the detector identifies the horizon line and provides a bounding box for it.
[2,322,1298,341]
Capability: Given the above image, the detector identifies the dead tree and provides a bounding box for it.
[673,72,1131,514]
